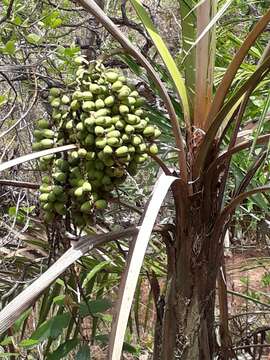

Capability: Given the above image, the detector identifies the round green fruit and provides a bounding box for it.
[50,87,61,97]
[37,119,50,129]
[95,199,107,209]
[149,143,158,155]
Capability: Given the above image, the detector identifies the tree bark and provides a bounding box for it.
[155,182,222,359]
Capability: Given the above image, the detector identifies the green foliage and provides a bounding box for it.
[19,313,71,347]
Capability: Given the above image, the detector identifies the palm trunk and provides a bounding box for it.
[155,182,222,359]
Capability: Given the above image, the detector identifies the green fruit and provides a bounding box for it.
[73,214,86,227]
[130,90,139,98]
[95,126,105,136]
[125,114,139,125]
[103,145,113,155]
[82,101,95,112]
[86,151,95,160]
[80,201,92,213]
[95,116,106,126]
[33,130,43,140]
[111,115,120,124]
[72,90,83,99]
[115,146,128,157]
[43,202,54,211]
[122,133,129,143]
[135,97,145,107]
[65,120,74,130]
[40,139,54,149]
[118,75,126,83]
[89,83,101,94]
[99,85,107,94]
[118,154,131,164]
[101,175,112,185]
[118,89,130,99]
[115,119,125,130]
[40,184,52,193]
[39,162,49,171]
[54,202,66,215]
[86,160,95,172]
[93,170,103,180]
[74,187,84,197]
[51,98,61,108]
[78,148,88,158]
[76,122,84,131]
[134,119,148,131]
[149,143,158,155]
[111,80,123,91]
[82,181,92,192]
[122,96,136,106]
[103,157,114,167]
[95,159,105,170]
[50,87,61,97]
[70,166,81,177]
[42,176,50,184]
[125,124,134,134]
[143,125,155,137]
[61,95,70,104]
[131,135,142,145]
[55,159,69,172]
[95,108,110,118]
[113,167,125,177]
[42,129,55,139]
[106,71,119,83]
[95,199,107,209]
[70,99,80,110]
[81,91,93,100]
[52,110,62,121]
[119,105,129,115]
[107,137,120,147]
[134,154,148,163]
[37,119,50,129]
[53,172,66,183]
[137,143,147,153]
[84,134,95,146]
[107,130,121,138]
[52,185,64,196]
[104,116,112,127]
[41,154,54,162]
[47,191,56,202]
[154,128,162,138]
[39,193,49,202]
[104,95,115,107]
[84,117,95,128]
[71,151,79,160]
[95,137,107,149]
[95,99,105,109]
[128,145,136,153]
[134,109,144,117]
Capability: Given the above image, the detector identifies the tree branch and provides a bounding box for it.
[0,0,15,25]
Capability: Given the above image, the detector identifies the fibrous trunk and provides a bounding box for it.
[155,181,223,359]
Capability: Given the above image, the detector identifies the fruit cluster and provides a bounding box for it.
[32,58,161,228]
